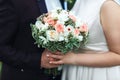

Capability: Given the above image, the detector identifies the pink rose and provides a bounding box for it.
[47,19,57,26]
[69,15,76,22]
[79,24,88,32]
[55,23,64,33]
[43,14,57,26]
[74,29,80,36]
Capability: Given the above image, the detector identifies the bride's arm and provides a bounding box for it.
[48,0,120,67]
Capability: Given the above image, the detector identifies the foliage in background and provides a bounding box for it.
[66,0,76,10]
[0,62,1,71]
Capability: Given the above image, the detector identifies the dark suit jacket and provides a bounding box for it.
[0,0,61,80]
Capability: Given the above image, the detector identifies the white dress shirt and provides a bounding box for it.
[45,0,62,12]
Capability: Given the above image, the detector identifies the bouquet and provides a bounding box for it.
[31,9,89,76]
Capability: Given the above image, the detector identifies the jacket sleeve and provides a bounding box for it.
[0,0,43,70]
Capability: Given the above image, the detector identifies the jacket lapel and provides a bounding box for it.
[37,0,47,13]
[10,0,48,21]
[60,0,64,9]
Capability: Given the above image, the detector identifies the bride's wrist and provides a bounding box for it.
[70,53,78,65]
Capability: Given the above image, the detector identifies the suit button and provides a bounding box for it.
[21,69,24,72]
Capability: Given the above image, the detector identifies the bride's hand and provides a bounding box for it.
[47,52,77,65]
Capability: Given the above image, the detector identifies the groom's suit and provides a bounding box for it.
[0,0,62,80]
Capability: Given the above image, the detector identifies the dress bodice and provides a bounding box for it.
[61,1,120,80]
[70,0,120,51]
[71,0,108,51]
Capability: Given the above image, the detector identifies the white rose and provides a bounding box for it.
[69,11,76,15]
[51,12,59,19]
[46,30,58,41]
[58,33,65,41]
[35,21,48,31]
[58,12,69,22]
[43,23,48,30]
[56,20,65,25]
[77,36,83,41]
[35,21,43,29]
[75,19,83,27]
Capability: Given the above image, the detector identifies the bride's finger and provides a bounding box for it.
[49,57,54,61]
[48,54,63,59]
[49,60,63,65]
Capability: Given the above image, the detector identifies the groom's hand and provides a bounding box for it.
[41,49,59,68]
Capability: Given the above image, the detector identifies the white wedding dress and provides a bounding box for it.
[45,0,120,80]
[61,0,120,80]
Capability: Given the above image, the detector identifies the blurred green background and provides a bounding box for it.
[0,62,2,77]
[0,62,1,71]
